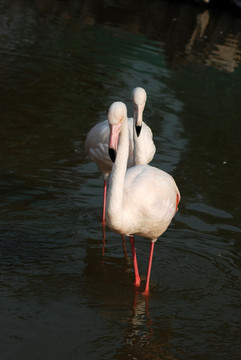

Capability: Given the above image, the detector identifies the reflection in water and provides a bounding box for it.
[205,33,241,72]
[84,235,178,360]
[116,292,179,360]
[144,2,241,73]
[2,0,241,74]
[183,9,241,72]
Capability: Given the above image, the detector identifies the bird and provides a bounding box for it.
[85,87,155,223]
[106,101,180,295]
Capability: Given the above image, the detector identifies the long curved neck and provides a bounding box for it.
[107,117,129,220]
[133,107,146,165]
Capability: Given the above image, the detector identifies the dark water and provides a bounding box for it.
[0,0,241,359]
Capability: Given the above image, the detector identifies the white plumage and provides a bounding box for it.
[111,166,178,238]
[85,87,155,222]
[106,101,180,295]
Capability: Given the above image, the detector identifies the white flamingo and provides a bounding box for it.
[85,87,155,223]
[106,102,180,295]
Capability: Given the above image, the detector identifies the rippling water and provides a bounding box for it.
[0,1,241,359]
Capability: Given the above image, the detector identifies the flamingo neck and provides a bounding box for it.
[133,107,146,165]
[106,117,129,225]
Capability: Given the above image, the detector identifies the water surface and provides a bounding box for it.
[0,1,241,359]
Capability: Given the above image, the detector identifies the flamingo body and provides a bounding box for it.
[106,101,180,294]
[107,164,179,240]
[85,88,156,222]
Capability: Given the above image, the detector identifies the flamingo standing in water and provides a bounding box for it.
[85,87,155,223]
[106,102,180,295]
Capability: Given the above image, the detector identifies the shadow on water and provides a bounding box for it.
[0,0,241,359]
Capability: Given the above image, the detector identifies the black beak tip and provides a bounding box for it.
[109,148,116,162]
[136,125,142,137]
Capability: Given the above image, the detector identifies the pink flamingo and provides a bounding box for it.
[85,87,155,223]
[106,102,180,295]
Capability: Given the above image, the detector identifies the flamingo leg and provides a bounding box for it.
[102,179,107,223]
[142,241,155,296]
[121,235,128,258]
[102,222,106,256]
[130,236,141,288]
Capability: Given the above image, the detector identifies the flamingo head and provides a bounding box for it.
[131,87,147,137]
[108,101,127,163]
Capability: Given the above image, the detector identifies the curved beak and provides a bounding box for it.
[108,148,116,162]
[134,106,143,137]
[108,123,121,163]
[135,125,142,137]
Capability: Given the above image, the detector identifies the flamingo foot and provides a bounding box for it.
[134,276,141,288]
[141,288,150,296]
[141,241,155,296]
[130,235,141,288]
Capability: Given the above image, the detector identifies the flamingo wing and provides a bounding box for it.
[85,120,112,179]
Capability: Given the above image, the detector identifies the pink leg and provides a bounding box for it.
[102,180,107,223]
[121,235,128,258]
[142,241,155,296]
[102,222,106,256]
[130,236,141,288]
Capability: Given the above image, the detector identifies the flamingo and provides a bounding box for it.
[85,87,156,223]
[106,102,180,295]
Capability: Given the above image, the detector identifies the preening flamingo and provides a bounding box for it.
[106,102,180,295]
[84,87,155,223]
